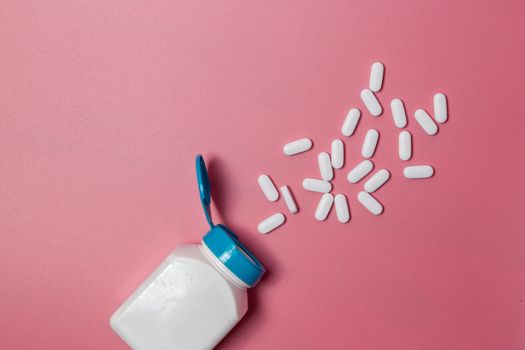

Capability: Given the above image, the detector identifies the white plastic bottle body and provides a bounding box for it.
[110,244,248,350]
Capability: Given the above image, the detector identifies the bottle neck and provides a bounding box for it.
[199,243,249,290]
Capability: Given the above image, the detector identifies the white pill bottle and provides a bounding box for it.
[110,155,265,350]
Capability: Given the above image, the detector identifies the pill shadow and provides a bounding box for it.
[441,93,451,124]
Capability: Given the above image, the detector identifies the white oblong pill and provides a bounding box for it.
[360,89,382,117]
[434,93,448,123]
[361,129,379,158]
[283,138,313,156]
[258,213,285,234]
[357,191,383,215]
[369,62,384,92]
[331,139,344,169]
[315,193,334,221]
[341,108,361,136]
[258,174,279,202]
[390,98,407,128]
[347,160,374,183]
[334,194,350,223]
[398,131,412,161]
[302,178,332,193]
[280,185,298,214]
[318,152,333,181]
[364,169,390,193]
[403,165,434,179]
[414,109,438,135]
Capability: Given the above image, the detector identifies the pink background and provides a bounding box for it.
[1,1,525,349]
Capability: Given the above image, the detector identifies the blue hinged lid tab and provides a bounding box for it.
[196,154,213,228]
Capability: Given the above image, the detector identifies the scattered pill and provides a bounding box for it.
[258,213,286,234]
[390,98,407,128]
[331,139,344,169]
[357,191,383,215]
[315,193,334,221]
[364,169,390,193]
[283,138,313,156]
[347,160,374,183]
[434,93,448,123]
[334,194,350,223]
[259,63,446,226]
[414,109,438,135]
[361,129,379,158]
[341,108,361,136]
[280,185,298,214]
[302,178,332,193]
[318,152,334,181]
[258,175,279,202]
[360,89,382,117]
[398,131,412,161]
[403,165,434,179]
[369,62,384,92]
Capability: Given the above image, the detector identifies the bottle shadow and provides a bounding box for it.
[207,157,277,349]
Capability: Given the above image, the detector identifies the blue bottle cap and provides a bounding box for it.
[196,155,265,287]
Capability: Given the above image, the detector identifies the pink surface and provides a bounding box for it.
[1,1,525,349]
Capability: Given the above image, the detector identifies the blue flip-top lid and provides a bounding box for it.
[196,155,213,228]
[195,155,265,287]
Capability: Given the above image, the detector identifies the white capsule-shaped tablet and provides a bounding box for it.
[369,62,384,92]
[390,98,407,128]
[318,152,333,181]
[280,185,298,214]
[258,174,279,202]
[434,93,448,123]
[414,109,438,135]
[331,139,344,169]
[283,138,313,156]
[360,89,382,117]
[361,129,379,158]
[302,178,332,193]
[364,169,390,193]
[398,131,412,161]
[334,194,350,223]
[403,165,434,179]
[357,191,383,215]
[341,108,361,136]
[315,193,334,221]
[258,213,286,234]
[347,160,374,183]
